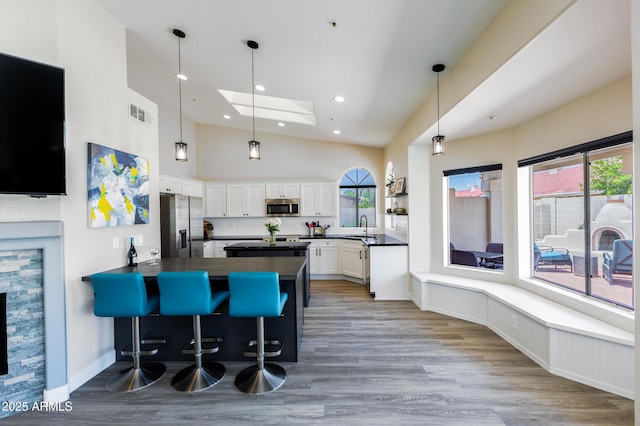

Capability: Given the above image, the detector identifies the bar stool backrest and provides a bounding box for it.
[156,271,217,316]
[91,272,153,317]
[227,272,287,317]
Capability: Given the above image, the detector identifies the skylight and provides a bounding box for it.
[218,89,316,125]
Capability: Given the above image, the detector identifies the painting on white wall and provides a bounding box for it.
[87,143,149,227]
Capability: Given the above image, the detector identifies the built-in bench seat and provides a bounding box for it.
[410,272,634,399]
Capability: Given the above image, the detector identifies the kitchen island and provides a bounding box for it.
[224,241,311,306]
[83,257,305,362]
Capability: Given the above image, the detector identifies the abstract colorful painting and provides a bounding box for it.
[88,143,149,227]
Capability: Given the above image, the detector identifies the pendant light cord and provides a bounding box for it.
[436,71,440,135]
[178,37,183,141]
[251,46,255,141]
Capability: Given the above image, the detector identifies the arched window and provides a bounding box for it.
[339,167,376,227]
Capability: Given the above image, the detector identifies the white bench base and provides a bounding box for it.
[411,272,634,399]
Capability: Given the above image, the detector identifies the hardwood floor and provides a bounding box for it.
[12,280,634,425]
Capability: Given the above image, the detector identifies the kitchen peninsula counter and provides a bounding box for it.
[224,241,311,306]
[83,257,305,362]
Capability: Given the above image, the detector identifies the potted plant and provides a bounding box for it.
[386,175,395,195]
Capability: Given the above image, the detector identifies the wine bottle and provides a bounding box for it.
[127,237,138,267]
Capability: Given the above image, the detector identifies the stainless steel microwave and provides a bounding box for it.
[265,198,299,217]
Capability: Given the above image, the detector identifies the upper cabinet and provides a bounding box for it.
[265,182,300,199]
[181,178,203,197]
[205,183,227,217]
[226,183,265,217]
[300,181,336,216]
[159,173,182,194]
[159,173,203,197]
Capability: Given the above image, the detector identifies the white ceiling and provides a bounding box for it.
[96,0,630,149]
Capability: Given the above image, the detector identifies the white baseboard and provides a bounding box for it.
[43,384,70,402]
[68,351,115,393]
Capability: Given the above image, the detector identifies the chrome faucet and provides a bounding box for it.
[359,215,368,238]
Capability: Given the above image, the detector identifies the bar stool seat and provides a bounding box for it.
[91,272,166,392]
[228,271,288,394]
[156,271,229,392]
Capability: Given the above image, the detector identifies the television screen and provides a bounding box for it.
[0,52,66,196]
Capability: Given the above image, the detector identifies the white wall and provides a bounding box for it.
[195,124,384,183]
[0,0,160,391]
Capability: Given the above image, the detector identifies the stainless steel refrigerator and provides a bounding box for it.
[160,193,204,258]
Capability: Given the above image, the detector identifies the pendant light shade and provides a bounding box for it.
[432,63,445,156]
[247,40,260,160]
[175,141,188,161]
[173,28,188,162]
[248,140,260,160]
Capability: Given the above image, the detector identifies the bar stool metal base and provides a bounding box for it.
[106,362,166,393]
[171,361,225,392]
[235,363,287,394]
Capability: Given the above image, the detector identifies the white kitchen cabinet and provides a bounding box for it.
[265,182,300,199]
[226,183,265,217]
[339,239,367,279]
[205,183,227,217]
[300,182,336,216]
[181,178,203,197]
[303,239,338,274]
[159,173,182,194]
[203,241,215,258]
[159,173,204,197]
[213,240,244,258]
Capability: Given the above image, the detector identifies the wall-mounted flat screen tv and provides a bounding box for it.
[0,52,66,196]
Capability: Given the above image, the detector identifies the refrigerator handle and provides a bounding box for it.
[179,229,187,248]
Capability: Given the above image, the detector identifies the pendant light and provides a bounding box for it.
[432,64,445,156]
[173,29,188,162]
[247,40,260,160]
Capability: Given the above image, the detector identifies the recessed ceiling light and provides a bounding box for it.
[333,130,341,135]
[176,73,188,81]
[333,96,344,103]
[277,122,285,127]
[223,114,231,119]
[255,84,265,92]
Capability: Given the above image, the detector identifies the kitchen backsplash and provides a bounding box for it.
[204,215,383,238]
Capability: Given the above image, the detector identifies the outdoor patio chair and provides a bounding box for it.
[603,239,633,284]
[483,242,503,269]
[451,249,479,267]
[533,242,572,272]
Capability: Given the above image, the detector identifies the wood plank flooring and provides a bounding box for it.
[12,280,634,425]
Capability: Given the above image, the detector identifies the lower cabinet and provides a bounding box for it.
[203,241,215,258]
[303,239,338,274]
[213,240,244,258]
[339,240,367,280]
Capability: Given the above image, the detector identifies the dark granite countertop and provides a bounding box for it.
[210,234,407,247]
[224,241,311,251]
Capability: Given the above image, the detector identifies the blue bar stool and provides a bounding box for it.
[91,272,166,392]
[228,271,288,394]
[156,271,229,392]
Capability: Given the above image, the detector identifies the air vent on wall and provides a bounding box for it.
[129,102,152,126]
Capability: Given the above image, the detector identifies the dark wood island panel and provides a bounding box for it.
[82,257,305,362]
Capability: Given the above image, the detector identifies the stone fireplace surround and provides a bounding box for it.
[0,221,68,403]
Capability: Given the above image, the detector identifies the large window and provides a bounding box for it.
[519,132,633,309]
[446,164,503,270]
[340,168,376,228]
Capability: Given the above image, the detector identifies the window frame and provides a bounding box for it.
[519,131,633,309]
[339,167,377,228]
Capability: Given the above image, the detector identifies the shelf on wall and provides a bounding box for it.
[386,192,407,198]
